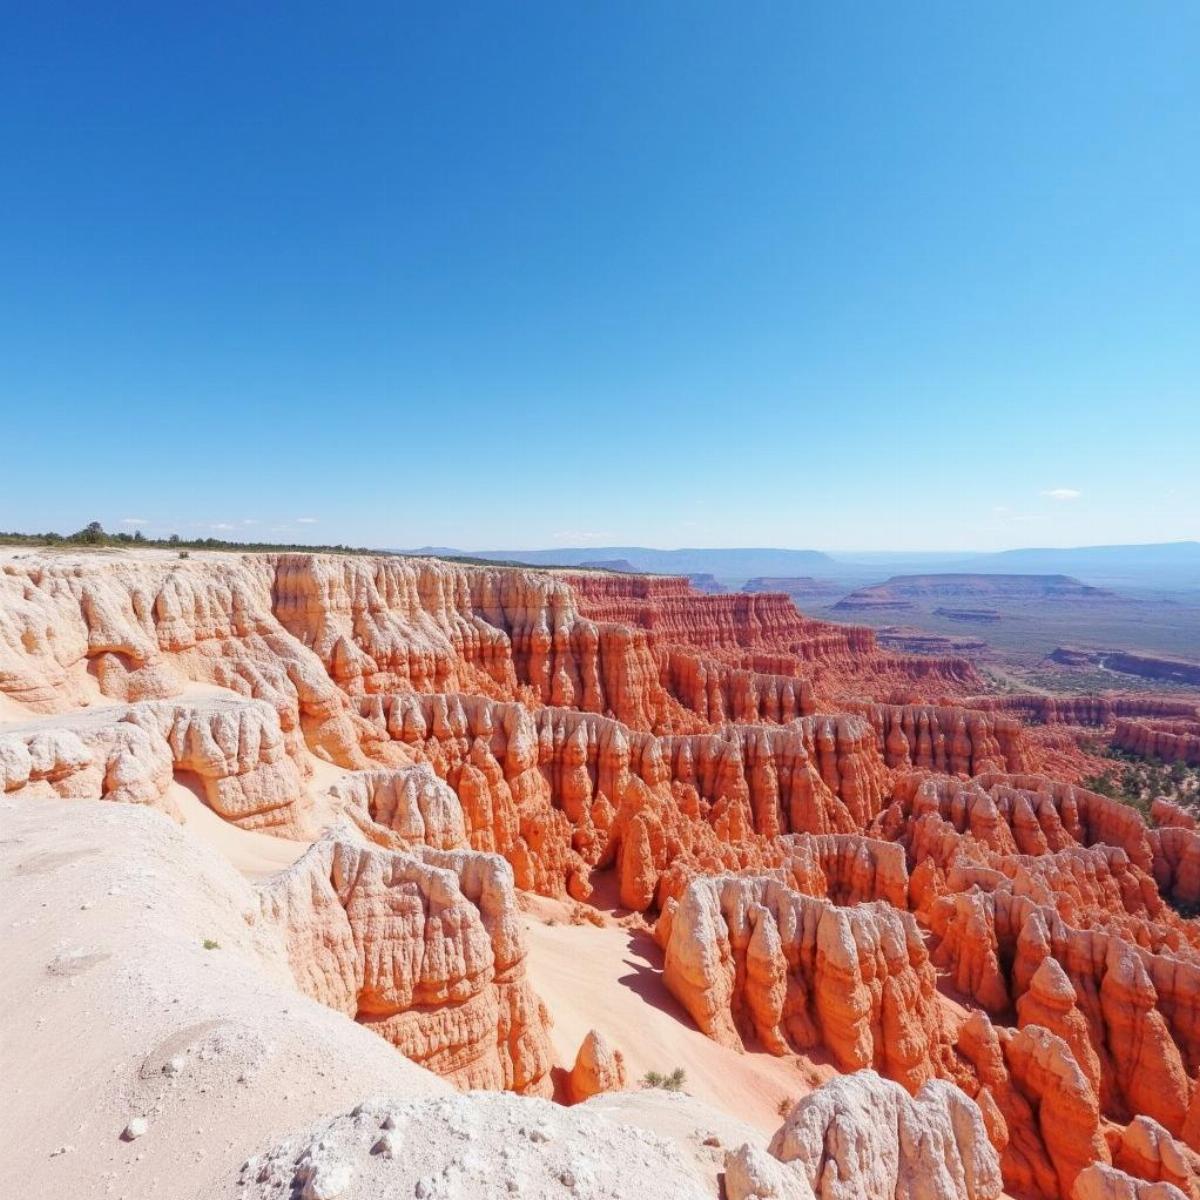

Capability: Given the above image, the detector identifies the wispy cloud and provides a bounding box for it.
[120,517,148,526]
[241,518,258,526]
[1041,487,1082,502]
[210,522,236,531]
[296,516,318,525]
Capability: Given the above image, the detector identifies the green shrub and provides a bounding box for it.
[641,1067,686,1092]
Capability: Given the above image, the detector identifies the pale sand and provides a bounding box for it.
[169,782,312,878]
[0,689,36,721]
[522,892,836,1133]
[168,749,356,876]
[1,796,450,1200]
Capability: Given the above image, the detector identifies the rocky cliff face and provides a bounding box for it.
[564,569,983,702]
[0,696,312,832]
[968,694,1198,727]
[849,701,1027,773]
[259,832,554,1094]
[659,873,960,1088]
[1113,718,1200,766]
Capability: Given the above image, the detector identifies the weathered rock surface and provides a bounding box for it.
[967,694,1197,729]
[2,795,748,1200]
[242,1092,721,1200]
[850,703,1027,773]
[1112,1116,1200,1198]
[0,696,311,832]
[660,874,957,1087]
[1073,1164,1190,1200]
[356,691,891,909]
[567,1029,627,1102]
[258,831,553,1094]
[723,1069,1002,1200]
[1114,719,1200,767]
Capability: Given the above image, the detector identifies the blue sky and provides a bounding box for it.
[2,3,1196,551]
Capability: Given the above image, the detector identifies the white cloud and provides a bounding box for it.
[296,517,318,525]
[241,518,258,526]
[991,505,1010,515]
[1041,488,1082,502]
[120,517,148,526]
[210,522,235,531]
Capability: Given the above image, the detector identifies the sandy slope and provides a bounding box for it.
[522,895,836,1133]
[4,796,777,1199]
[169,782,311,878]
[0,796,457,1199]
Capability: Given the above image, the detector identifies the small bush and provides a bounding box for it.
[202,938,220,950]
[179,550,190,558]
[641,1067,686,1092]
[776,1096,795,1117]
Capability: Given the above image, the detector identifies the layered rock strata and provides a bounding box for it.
[1113,719,1200,767]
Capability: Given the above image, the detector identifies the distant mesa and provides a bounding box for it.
[1100,651,1200,685]
[402,541,1200,588]
[404,545,837,579]
[577,559,640,574]
[834,573,1117,612]
[876,625,989,655]
[576,562,728,594]
[1048,646,1200,685]
[1048,646,1099,667]
[933,607,1002,622]
[741,576,845,600]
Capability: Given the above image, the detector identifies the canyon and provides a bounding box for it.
[5,547,1200,1200]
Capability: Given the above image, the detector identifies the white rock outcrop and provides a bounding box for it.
[725,1070,1002,1200]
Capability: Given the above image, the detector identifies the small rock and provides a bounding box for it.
[50,1145,75,1157]
[559,1169,577,1189]
[702,1133,721,1147]
[163,1055,185,1077]
[122,1118,148,1141]
[371,1133,396,1158]
[414,1179,433,1199]
[299,1161,353,1200]
[380,1113,397,1131]
[528,1125,550,1143]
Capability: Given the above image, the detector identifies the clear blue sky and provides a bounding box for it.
[2,3,1197,552]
